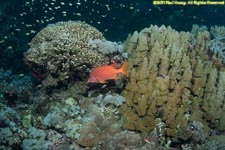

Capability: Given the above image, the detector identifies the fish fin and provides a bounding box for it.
[110,62,118,68]
[98,78,106,83]
[119,61,128,77]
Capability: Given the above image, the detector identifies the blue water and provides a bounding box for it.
[1,1,225,72]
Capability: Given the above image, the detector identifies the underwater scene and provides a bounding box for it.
[1,0,225,149]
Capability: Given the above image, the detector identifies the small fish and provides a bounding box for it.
[88,62,127,83]
[144,138,151,144]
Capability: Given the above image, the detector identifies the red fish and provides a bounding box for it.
[87,62,128,83]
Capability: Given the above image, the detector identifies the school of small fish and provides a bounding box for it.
[10,0,150,40]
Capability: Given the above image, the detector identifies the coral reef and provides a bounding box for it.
[30,83,124,147]
[102,130,145,149]
[207,26,225,64]
[0,69,33,104]
[189,121,207,142]
[101,130,172,150]
[0,104,28,149]
[0,82,124,149]
[120,24,225,141]
[93,92,126,107]
[24,21,109,85]
[75,104,122,147]
[21,127,49,150]
[3,22,225,149]
[202,135,225,150]
[88,39,124,54]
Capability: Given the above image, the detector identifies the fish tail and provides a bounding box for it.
[119,61,128,77]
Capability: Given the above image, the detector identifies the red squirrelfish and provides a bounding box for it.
[87,62,128,83]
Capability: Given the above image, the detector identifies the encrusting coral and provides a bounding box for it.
[24,21,109,84]
[120,25,225,141]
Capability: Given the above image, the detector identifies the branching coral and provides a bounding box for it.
[120,25,225,141]
[24,21,109,85]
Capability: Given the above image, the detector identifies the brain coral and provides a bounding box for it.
[120,25,225,141]
[24,21,108,83]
